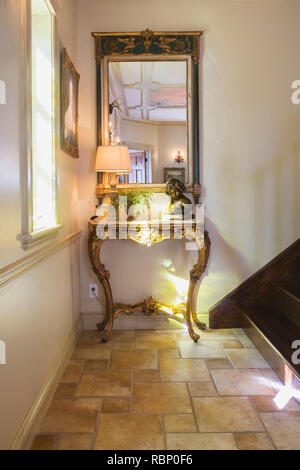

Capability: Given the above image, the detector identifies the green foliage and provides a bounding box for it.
[112,185,153,212]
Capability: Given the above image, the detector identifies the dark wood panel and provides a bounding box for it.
[242,313,300,392]
[209,237,300,386]
[209,238,300,328]
[209,299,248,329]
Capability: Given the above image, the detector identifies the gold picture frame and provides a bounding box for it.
[61,48,80,158]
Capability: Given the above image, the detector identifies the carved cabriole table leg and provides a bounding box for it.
[186,230,211,342]
[88,229,114,342]
[190,231,211,330]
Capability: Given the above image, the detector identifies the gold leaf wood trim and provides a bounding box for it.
[92,29,202,62]
[61,48,80,158]
[92,30,203,37]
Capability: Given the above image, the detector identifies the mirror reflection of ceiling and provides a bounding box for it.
[109,61,187,123]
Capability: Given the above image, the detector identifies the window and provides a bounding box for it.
[31,0,56,231]
[19,0,61,249]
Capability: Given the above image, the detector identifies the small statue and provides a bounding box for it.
[166,178,194,218]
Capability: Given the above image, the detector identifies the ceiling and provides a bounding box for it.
[109,61,187,123]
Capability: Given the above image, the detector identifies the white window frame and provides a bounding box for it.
[18,0,62,250]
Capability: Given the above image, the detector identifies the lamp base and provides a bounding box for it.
[98,172,119,187]
[110,174,119,187]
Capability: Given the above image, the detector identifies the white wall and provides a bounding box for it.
[157,125,187,182]
[0,0,80,449]
[120,120,186,182]
[77,0,300,320]
[121,119,159,180]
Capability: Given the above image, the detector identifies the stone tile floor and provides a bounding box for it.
[31,327,300,450]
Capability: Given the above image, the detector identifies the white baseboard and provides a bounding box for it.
[9,315,82,450]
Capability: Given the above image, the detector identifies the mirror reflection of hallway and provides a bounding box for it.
[109,60,188,183]
[119,149,152,183]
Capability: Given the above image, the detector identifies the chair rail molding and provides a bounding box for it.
[0,230,81,289]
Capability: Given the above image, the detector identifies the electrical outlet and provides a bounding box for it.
[89,284,98,299]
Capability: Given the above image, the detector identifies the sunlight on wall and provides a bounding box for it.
[160,258,189,300]
[165,272,189,300]
[160,257,226,315]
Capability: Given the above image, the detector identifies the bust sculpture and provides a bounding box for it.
[166,178,194,218]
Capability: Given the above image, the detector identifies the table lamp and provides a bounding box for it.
[95,145,131,187]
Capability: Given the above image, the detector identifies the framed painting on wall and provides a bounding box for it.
[164,167,185,183]
[61,48,80,158]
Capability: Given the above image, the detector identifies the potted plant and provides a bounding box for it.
[112,185,153,220]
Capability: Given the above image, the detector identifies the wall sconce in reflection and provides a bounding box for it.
[174,150,184,163]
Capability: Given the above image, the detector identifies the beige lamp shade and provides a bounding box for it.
[95,145,131,173]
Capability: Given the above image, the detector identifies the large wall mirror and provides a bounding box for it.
[92,30,202,199]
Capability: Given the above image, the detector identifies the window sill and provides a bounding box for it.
[17,225,63,251]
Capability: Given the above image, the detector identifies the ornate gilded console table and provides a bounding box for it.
[88,218,210,343]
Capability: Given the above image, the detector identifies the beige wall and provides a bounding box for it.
[157,125,187,183]
[0,0,80,449]
[78,0,300,322]
[121,119,159,181]
[120,120,186,183]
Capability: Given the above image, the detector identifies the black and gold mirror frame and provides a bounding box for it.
[92,29,203,201]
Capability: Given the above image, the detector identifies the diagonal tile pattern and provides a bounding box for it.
[164,414,197,433]
[193,396,264,432]
[95,414,164,450]
[225,348,270,369]
[159,358,210,382]
[259,412,300,450]
[133,382,192,413]
[211,369,275,396]
[110,349,157,369]
[136,331,177,349]
[234,432,275,450]
[166,433,238,450]
[31,327,299,450]
[40,398,100,433]
[179,340,226,359]
[76,369,132,397]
